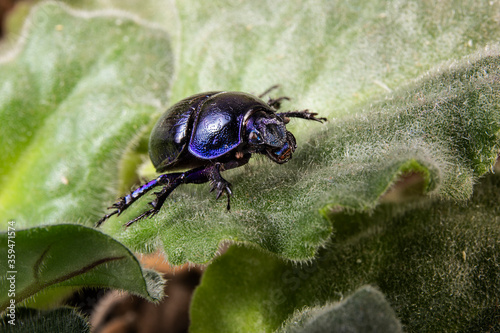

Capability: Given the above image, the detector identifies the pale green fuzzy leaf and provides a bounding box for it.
[0,2,174,227]
[95,0,500,264]
[1,0,500,265]
[104,48,500,264]
[1,1,499,332]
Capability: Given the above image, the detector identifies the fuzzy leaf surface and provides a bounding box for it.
[0,2,173,227]
[0,307,90,333]
[278,286,402,333]
[1,1,499,266]
[191,173,500,332]
[105,49,500,264]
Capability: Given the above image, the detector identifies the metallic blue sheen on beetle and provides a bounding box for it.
[96,87,326,227]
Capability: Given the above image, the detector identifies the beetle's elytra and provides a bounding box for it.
[96,86,326,227]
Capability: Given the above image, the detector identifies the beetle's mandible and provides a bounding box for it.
[96,86,326,227]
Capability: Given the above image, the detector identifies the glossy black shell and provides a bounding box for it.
[149,91,273,172]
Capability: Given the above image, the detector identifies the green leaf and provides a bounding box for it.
[278,286,402,333]
[104,48,500,264]
[98,0,500,264]
[190,173,500,332]
[1,307,89,333]
[0,2,173,226]
[0,224,164,312]
[2,1,500,266]
[1,1,499,331]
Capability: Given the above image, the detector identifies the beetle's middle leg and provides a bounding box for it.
[258,85,290,110]
[128,157,250,226]
[179,157,250,210]
[100,158,250,227]
[267,96,290,110]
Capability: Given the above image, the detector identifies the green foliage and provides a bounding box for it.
[278,286,402,333]
[102,47,500,265]
[0,224,164,312]
[0,2,173,227]
[1,307,89,333]
[191,174,500,332]
[0,1,499,332]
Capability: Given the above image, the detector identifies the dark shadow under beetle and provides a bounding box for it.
[96,86,326,227]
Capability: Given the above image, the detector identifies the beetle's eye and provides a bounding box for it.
[249,130,261,143]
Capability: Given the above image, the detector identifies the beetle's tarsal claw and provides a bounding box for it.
[124,209,154,227]
[95,210,118,228]
[96,198,128,227]
[226,188,232,210]
[214,183,231,209]
[208,163,232,206]
[300,110,327,123]
[210,177,232,209]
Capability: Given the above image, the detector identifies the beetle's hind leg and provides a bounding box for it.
[97,160,249,227]
[95,173,181,227]
[123,181,181,227]
[123,163,235,226]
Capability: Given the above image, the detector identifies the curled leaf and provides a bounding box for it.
[0,224,164,312]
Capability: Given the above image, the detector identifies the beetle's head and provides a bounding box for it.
[245,113,297,163]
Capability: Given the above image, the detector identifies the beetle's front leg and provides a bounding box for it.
[278,110,327,123]
[183,157,250,210]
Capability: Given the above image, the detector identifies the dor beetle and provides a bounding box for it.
[96,86,326,227]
